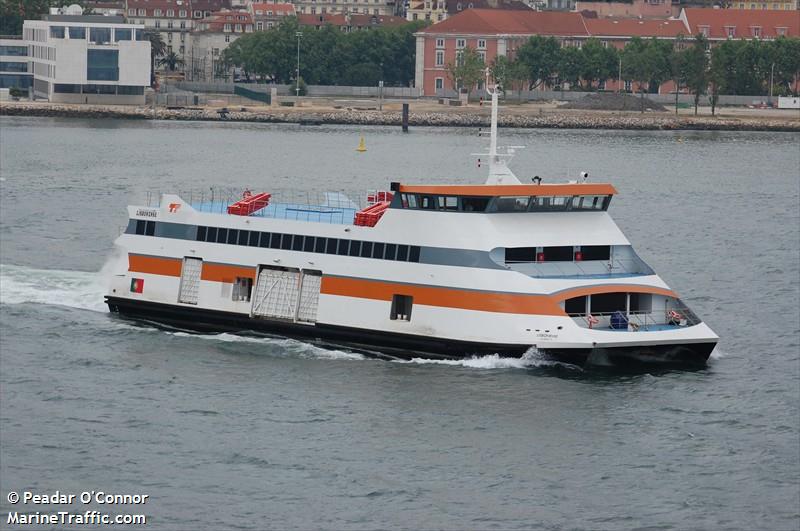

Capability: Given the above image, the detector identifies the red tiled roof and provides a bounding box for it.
[585,17,689,38]
[251,3,295,15]
[420,9,589,35]
[197,9,253,31]
[682,8,799,39]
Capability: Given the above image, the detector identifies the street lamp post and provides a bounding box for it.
[769,62,775,107]
[295,31,303,97]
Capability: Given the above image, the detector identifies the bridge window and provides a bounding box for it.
[438,196,459,211]
[420,196,437,209]
[462,197,490,212]
[493,196,530,212]
[572,195,608,211]
[530,196,570,211]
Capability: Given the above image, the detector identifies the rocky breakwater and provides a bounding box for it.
[2,101,798,132]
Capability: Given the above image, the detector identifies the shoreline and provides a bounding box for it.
[2,101,799,131]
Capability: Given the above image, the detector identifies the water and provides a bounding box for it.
[1,117,798,530]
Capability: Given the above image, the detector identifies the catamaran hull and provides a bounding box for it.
[106,297,715,366]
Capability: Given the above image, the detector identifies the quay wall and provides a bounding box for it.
[2,102,798,132]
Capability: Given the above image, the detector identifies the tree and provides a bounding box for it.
[516,35,561,89]
[158,51,185,72]
[768,37,800,96]
[708,44,726,116]
[621,37,654,112]
[683,34,709,115]
[557,45,583,89]
[669,36,686,115]
[446,46,484,100]
[0,0,89,35]
[143,30,166,86]
[579,38,618,90]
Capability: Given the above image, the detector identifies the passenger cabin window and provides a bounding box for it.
[232,277,253,302]
[572,195,607,211]
[577,245,610,261]
[530,196,570,211]
[542,246,573,262]
[462,196,490,212]
[506,247,535,263]
[438,196,459,211]
[390,294,413,321]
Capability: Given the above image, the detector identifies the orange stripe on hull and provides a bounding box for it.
[320,276,566,316]
[201,263,255,283]
[128,254,182,277]
[553,284,677,301]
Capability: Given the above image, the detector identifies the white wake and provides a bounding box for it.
[0,263,110,313]
[399,348,581,371]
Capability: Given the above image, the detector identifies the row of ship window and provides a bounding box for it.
[397,194,611,212]
[195,226,423,263]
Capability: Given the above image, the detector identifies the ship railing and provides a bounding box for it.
[506,258,651,278]
[143,188,374,225]
[568,305,701,331]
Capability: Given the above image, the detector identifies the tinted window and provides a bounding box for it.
[304,236,315,252]
[135,220,146,235]
[420,196,437,209]
[145,221,155,236]
[269,233,281,249]
[207,227,217,242]
[337,240,349,255]
[384,243,397,260]
[315,237,326,253]
[506,247,535,263]
[68,26,86,39]
[87,49,118,80]
[580,245,611,261]
[326,238,338,254]
[217,228,227,243]
[462,197,490,212]
[409,246,421,262]
[373,242,385,259]
[564,295,587,314]
[361,241,373,257]
[281,234,292,250]
[349,240,362,256]
[196,226,206,241]
[292,235,304,251]
[227,229,238,244]
[249,231,260,247]
[238,230,249,245]
[543,246,573,261]
[494,196,530,212]
[259,232,270,247]
[396,245,409,261]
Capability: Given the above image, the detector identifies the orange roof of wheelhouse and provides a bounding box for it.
[398,183,617,197]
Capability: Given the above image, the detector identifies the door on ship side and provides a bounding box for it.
[250,266,322,324]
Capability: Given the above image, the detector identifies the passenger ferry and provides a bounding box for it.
[105,85,718,366]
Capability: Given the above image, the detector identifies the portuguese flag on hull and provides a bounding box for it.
[130,278,144,293]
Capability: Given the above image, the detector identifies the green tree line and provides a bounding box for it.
[0,0,91,35]
[222,18,427,86]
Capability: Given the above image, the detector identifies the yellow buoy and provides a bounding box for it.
[356,136,367,152]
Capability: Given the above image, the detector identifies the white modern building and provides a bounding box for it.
[23,7,151,104]
[0,37,33,92]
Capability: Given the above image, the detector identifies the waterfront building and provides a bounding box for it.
[22,9,151,104]
[405,0,530,23]
[414,7,799,96]
[291,0,396,16]
[190,9,253,80]
[250,2,297,31]
[124,0,231,66]
[0,37,33,91]
[298,13,408,30]
[575,0,676,18]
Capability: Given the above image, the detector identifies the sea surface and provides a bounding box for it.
[1,116,798,530]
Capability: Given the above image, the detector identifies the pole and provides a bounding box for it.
[295,31,302,97]
[402,103,408,132]
[769,62,774,107]
[618,56,622,93]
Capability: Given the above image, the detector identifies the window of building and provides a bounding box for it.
[154,20,161,28]
[53,83,80,93]
[751,26,762,37]
[128,8,136,15]
[180,10,187,17]
[456,38,465,48]
[698,25,709,37]
[435,50,443,66]
[477,39,486,49]
[390,294,413,321]
[138,8,146,15]
[776,27,787,36]
[167,21,174,29]
[235,24,242,31]
[224,23,232,31]
[436,38,444,48]
[0,45,27,56]
[50,26,65,38]
[725,25,735,38]
[232,277,253,301]
[624,79,632,92]
[0,61,27,72]
[194,10,202,17]
[167,9,174,17]
[114,28,132,41]
[257,21,264,30]
[180,20,186,28]
[225,34,231,42]
[87,49,118,81]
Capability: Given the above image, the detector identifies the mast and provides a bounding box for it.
[478,69,523,186]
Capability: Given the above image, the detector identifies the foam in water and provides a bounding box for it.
[0,263,110,313]
[167,331,366,361]
[399,348,581,371]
